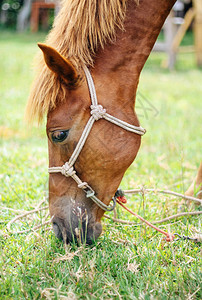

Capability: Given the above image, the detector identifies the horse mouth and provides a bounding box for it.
[52,216,102,245]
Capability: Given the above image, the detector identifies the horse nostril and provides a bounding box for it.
[94,222,102,236]
[52,222,63,240]
[52,222,59,234]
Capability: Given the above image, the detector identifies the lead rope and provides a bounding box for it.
[116,199,175,242]
[115,190,202,242]
[48,66,146,211]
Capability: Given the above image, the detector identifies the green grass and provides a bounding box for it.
[0,30,201,299]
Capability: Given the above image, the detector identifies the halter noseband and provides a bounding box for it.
[48,66,146,211]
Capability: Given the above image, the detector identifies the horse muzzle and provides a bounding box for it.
[51,204,102,245]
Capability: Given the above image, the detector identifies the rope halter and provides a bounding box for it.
[60,162,76,177]
[90,104,106,120]
[48,66,146,211]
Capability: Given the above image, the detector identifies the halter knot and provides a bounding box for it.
[90,104,106,121]
[61,162,76,177]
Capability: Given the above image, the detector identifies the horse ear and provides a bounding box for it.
[38,43,78,85]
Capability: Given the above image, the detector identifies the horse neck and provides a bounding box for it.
[93,0,176,107]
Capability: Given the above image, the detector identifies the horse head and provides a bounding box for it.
[27,0,176,245]
[38,44,142,244]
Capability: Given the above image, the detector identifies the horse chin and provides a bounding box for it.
[51,204,103,245]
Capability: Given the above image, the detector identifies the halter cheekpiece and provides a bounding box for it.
[48,66,146,211]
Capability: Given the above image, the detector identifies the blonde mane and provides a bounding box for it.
[26,0,138,122]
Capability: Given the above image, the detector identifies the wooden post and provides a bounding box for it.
[30,2,55,32]
[172,8,195,53]
[193,0,202,67]
[30,2,40,32]
[54,0,61,16]
[17,0,33,32]
[164,11,177,70]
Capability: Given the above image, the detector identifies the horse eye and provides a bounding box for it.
[51,130,69,143]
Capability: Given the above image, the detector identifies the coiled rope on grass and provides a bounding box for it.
[3,188,202,236]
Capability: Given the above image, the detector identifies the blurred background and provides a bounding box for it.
[0,0,201,69]
[0,2,201,298]
[0,0,57,31]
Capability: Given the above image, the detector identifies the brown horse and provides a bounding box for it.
[26,0,200,244]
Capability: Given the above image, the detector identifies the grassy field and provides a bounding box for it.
[0,30,201,299]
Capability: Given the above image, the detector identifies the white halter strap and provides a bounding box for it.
[48,66,146,211]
